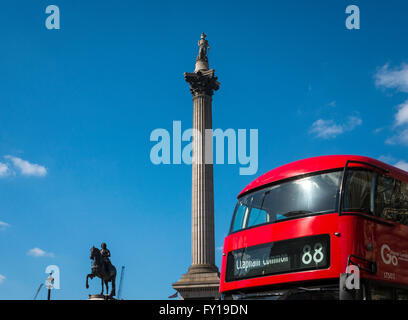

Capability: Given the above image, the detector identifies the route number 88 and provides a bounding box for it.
[301,243,324,265]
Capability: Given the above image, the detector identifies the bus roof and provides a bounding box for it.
[238,155,408,197]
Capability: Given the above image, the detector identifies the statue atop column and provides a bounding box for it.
[194,33,212,73]
[187,33,220,94]
[197,33,209,62]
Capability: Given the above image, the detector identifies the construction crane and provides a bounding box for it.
[117,266,125,300]
[33,283,44,300]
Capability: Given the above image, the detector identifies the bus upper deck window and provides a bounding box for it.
[246,191,269,228]
[375,175,408,225]
[247,207,269,228]
[343,170,375,214]
[230,171,341,233]
[231,202,248,232]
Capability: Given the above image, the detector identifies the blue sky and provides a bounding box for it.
[1,0,408,299]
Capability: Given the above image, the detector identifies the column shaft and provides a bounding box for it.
[191,94,215,266]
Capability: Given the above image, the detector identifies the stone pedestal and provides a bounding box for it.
[88,294,106,300]
[173,264,220,300]
[172,34,220,300]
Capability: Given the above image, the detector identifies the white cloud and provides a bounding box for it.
[0,221,10,231]
[310,119,344,139]
[394,100,408,127]
[375,63,408,145]
[0,162,10,177]
[4,156,47,177]
[27,247,54,258]
[383,99,408,145]
[375,63,408,93]
[310,120,343,139]
[310,116,362,139]
[0,274,5,284]
[394,160,408,172]
[386,128,408,146]
[347,116,363,129]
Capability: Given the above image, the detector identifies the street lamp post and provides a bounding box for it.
[45,272,54,300]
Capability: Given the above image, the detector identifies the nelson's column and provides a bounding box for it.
[172,33,220,300]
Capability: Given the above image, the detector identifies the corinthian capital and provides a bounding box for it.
[184,69,220,97]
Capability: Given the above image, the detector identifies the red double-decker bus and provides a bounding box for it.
[220,155,408,300]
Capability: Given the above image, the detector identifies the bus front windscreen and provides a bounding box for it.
[230,171,342,233]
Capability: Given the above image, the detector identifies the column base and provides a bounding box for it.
[172,264,220,300]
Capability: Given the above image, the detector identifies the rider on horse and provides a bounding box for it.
[86,243,117,297]
[101,242,112,274]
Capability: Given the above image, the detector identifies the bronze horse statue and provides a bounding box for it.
[86,246,117,297]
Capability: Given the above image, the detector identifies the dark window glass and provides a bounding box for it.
[246,190,269,228]
[343,170,375,214]
[369,284,393,300]
[375,175,395,218]
[285,291,338,300]
[397,289,408,300]
[375,175,395,220]
[231,202,248,232]
[375,175,408,225]
[247,207,269,227]
[230,171,341,233]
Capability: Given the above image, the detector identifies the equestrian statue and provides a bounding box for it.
[86,242,117,298]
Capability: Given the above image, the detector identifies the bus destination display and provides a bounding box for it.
[226,235,330,282]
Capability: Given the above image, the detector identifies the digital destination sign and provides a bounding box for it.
[226,235,330,282]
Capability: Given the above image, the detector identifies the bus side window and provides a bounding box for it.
[343,170,375,214]
[375,175,395,220]
[375,176,408,225]
[393,181,408,225]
